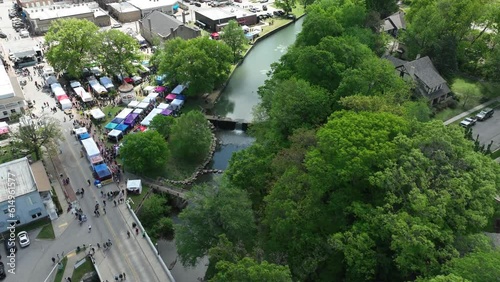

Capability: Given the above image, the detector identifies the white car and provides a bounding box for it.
[459,117,477,128]
[17,231,30,248]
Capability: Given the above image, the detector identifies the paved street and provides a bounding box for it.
[0,3,173,281]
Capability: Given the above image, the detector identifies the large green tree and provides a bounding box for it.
[12,115,63,160]
[169,111,212,163]
[221,20,246,61]
[120,131,169,174]
[149,115,175,139]
[444,251,500,282]
[45,18,99,78]
[95,29,140,77]
[175,181,256,266]
[211,257,293,282]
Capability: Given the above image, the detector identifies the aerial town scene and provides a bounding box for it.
[0,0,499,281]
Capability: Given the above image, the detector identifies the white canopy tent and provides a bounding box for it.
[170,99,184,110]
[133,108,143,114]
[107,129,123,142]
[128,100,140,108]
[74,87,93,102]
[51,83,66,97]
[143,86,155,94]
[81,138,100,158]
[60,99,72,110]
[73,127,88,135]
[116,108,134,120]
[90,108,105,120]
[137,102,149,109]
[143,93,159,103]
[88,79,108,95]
[126,179,142,194]
[140,108,162,126]
[157,103,170,110]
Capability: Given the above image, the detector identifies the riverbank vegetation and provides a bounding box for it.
[173,0,500,281]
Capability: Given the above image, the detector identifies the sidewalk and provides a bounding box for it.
[443,97,500,125]
[42,154,79,238]
[61,250,87,281]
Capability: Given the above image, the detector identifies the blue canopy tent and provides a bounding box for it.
[156,74,167,85]
[171,84,186,95]
[105,123,118,130]
[111,117,124,124]
[94,164,112,181]
[79,133,91,140]
[175,94,186,101]
[115,123,129,132]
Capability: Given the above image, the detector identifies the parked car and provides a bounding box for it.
[476,107,494,121]
[459,117,477,128]
[111,23,122,29]
[0,32,6,39]
[0,262,6,280]
[194,2,201,7]
[260,0,268,3]
[17,231,30,248]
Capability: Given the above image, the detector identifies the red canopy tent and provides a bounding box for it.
[57,95,69,101]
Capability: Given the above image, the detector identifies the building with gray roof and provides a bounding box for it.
[108,2,141,23]
[382,11,406,37]
[140,11,200,44]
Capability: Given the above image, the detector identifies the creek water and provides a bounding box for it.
[159,17,304,281]
[213,16,305,121]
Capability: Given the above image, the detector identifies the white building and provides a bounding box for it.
[0,60,25,122]
[127,0,178,18]
[0,158,52,233]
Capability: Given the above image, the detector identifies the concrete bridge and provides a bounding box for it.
[205,115,252,131]
[141,177,189,200]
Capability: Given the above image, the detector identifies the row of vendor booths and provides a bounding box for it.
[50,82,73,110]
[74,127,113,185]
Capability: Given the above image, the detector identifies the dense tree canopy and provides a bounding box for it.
[149,115,175,139]
[169,111,212,162]
[120,131,169,174]
[12,115,63,160]
[211,257,292,282]
[45,19,99,78]
[95,29,140,77]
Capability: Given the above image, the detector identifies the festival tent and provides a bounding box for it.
[171,84,186,95]
[155,86,166,93]
[161,109,173,116]
[137,102,149,109]
[144,86,155,94]
[45,75,58,86]
[144,92,159,103]
[51,83,66,97]
[175,94,186,101]
[88,79,108,95]
[140,108,162,126]
[170,99,184,110]
[105,122,118,130]
[99,77,114,90]
[138,125,147,132]
[165,94,176,101]
[90,108,105,120]
[116,108,134,120]
[107,129,123,142]
[128,100,140,108]
[59,98,72,110]
[126,179,142,194]
[90,155,104,165]
[70,81,81,88]
[115,123,129,132]
[111,117,124,124]
[157,103,170,110]
[42,66,55,78]
[57,95,69,101]
[73,127,87,135]
[0,122,9,135]
[94,163,112,181]
[81,138,100,158]
[124,113,139,125]
[156,74,166,85]
[74,87,93,102]
[78,133,90,140]
[133,108,143,114]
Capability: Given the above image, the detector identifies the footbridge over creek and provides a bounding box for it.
[141,177,189,200]
[205,115,252,131]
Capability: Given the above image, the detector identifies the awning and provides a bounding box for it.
[79,133,90,140]
[171,84,186,95]
[166,94,176,100]
[108,129,122,138]
[128,100,140,108]
[155,86,166,92]
[111,117,124,124]
[157,103,170,109]
[176,94,186,101]
[105,123,118,130]
[124,113,139,125]
[57,95,69,101]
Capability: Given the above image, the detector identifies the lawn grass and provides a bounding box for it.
[71,257,95,282]
[434,75,500,121]
[128,185,151,211]
[36,223,55,240]
[101,105,125,125]
[490,149,500,160]
[54,257,68,282]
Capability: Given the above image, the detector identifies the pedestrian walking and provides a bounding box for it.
[103,200,106,207]
[114,200,117,206]
[127,231,130,238]
[100,191,104,197]
[87,179,91,186]
[135,228,139,236]
[123,273,126,280]
[57,254,60,260]
[97,243,100,249]
[52,257,56,264]
[81,188,85,197]
[88,225,92,233]
[66,277,72,282]
[103,208,106,215]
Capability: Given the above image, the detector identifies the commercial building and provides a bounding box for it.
[0,158,51,233]
[108,2,141,23]
[195,6,257,32]
[23,2,111,34]
[0,60,26,122]
[140,11,200,44]
[127,0,179,18]
[16,0,93,8]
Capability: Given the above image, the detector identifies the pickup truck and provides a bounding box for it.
[459,117,477,128]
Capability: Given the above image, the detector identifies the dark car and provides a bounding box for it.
[0,262,6,280]
[4,239,16,254]
[262,4,267,10]
[0,33,6,39]
[194,2,201,7]
[476,107,494,121]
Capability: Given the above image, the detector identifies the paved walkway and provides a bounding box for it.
[443,97,500,125]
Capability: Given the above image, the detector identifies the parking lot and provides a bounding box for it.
[469,106,500,151]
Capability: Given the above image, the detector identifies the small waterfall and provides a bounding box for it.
[234,122,243,134]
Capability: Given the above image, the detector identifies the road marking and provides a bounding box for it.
[58,222,68,228]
